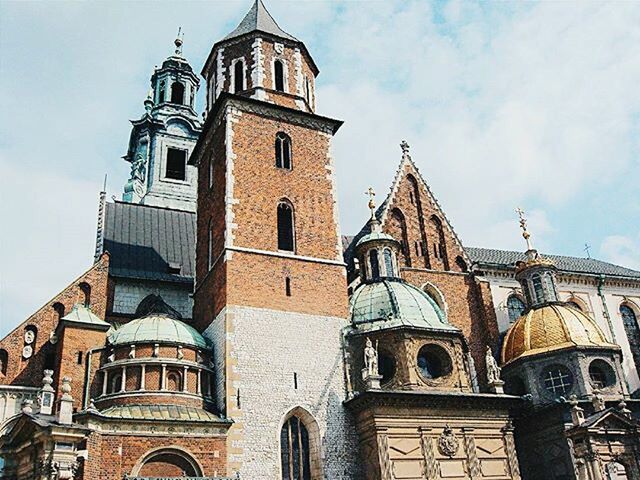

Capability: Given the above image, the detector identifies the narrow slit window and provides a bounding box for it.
[274,60,285,92]
[166,148,187,180]
[286,277,292,296]
[159,81,166,103]
[77,351,83,365]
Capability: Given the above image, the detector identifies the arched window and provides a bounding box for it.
[53,302,65,320]
[110,373,123,393]
[430,215,449,270]
[0,349,8,376]
[542,273,558,301]
[171,81,185,105]
[159,81,166,103]
[531,274,544,303]
[369,249,380,280]
[507,295,526,323]
[423,283,446,313]
[275,132,292,170]
[277,201,295,252]
[383,248,394,277]
[79,282,91,307]
[390,208,411,266]
[280,415,311,480]
[166,371,182,391]
[136,449,201,477]
[234,60,244,93]
[620,304,640,373]
[274,60,285,92]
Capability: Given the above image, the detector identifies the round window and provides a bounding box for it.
[588,360,615,389]
[378,352,396,385]
[417,344,452,380]
[541,365,574,397]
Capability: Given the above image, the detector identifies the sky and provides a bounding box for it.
[1,0,639,336]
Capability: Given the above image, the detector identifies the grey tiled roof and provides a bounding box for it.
[103,201,195,283]
[224,0,298,42]
[467,247,640,279]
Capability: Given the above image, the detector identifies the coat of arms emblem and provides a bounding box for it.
[438,425,459,457]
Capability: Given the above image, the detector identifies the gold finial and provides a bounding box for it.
[365,187,376,219]
[174,27,184,56]
[516,207,534,251]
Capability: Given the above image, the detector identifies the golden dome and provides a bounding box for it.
[501,304,619,365]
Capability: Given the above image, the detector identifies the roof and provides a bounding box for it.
[467,247,640,279]
[501,303,619,365]
[61,304,110,329]
[103,201,195,283]
[350,279,457,333]
[99,404,224,423]
[108,314,208,348]
[224,0,298,42]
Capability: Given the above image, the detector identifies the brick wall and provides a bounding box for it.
[0,254,109,388]
[83,431,226,480]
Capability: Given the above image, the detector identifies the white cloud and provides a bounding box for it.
[601,234,640,270]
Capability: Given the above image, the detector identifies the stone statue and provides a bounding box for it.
[177,345,184,360]
[364,338,378,377]
[131,153,146,183]
[591,389,606,412]
[485,346,501,384]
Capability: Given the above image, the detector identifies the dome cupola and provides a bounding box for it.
[355,188,402,282]
[108,314,209,349]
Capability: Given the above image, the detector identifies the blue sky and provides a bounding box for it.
[1,0,639,336]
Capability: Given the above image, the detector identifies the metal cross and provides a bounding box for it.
[584,243,592,259]
[515,207,533,250]
[365,187,376,218]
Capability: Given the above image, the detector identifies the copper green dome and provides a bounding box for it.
[108,314,208,349]
[355,231,397,249]
[350,279,457,333]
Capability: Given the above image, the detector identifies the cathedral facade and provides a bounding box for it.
[1,2,639,480]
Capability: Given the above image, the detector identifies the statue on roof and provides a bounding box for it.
[363,337,379,377]
[485,345,502,384]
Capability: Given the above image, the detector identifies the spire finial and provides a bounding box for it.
[400,140,410,158]
[365,187,376,220]
[516,207,534,251]
[174,27,184,56]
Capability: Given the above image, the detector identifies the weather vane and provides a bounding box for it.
[584,243,592,259]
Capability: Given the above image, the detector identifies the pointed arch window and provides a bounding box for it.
[208,219,214,270]
[369,249,380,280]
[280,415,311,480]
[621,304,640,373]
[275,132,292,170]
[234,60,245,93]
[430,215,449,270]
[79,282,91,307]
[171,81,185,105]
[274,59,285,92]
[277,201,295,252]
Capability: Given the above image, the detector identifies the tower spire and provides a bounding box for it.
[174,27,184,56]
[515,207,534,252]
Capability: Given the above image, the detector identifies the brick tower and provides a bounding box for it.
[191,1,359,478]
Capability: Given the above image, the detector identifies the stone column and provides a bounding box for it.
[503,424,521,480]
[161,364,167,390]
[183,366,189,393]
[207,372,213,397]
[196,369,202,394]
[121,366,127,392]
[140,364,146,391]
[102,370,108,395]
[376,427,392,480]
[462,428,481,479]
[419,427,436,479]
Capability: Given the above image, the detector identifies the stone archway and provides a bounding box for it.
[131,447,203,478]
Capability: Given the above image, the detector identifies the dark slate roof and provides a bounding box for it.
[467,247,640,279]
[224,0,298,42]
[103,201,195,284]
